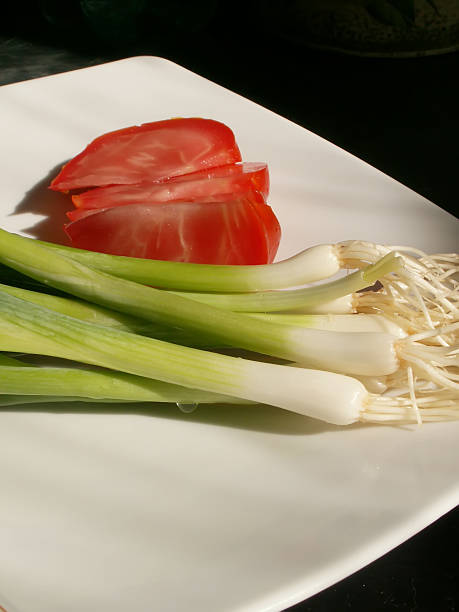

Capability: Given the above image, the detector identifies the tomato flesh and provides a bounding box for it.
[64,192,281,265]
[71,162,269,211]
[50,118,242,192]
[66,208,102,222]
[52,117,281,266]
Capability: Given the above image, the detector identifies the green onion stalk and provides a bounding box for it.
[0,229,403,376]
[36,239,343,291]
[0,228,457,425]
[0,291,457,425]
[0,283,408,344]
[0,353,251,407]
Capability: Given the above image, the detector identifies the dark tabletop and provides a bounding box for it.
[0,2,458,611]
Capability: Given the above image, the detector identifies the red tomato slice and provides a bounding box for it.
[161,162,269,188]
[64,193,281,265]
[71,162,269,211]
[50,118,242,192]
[66,208,102,222]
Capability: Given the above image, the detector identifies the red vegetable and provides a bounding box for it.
[66,208,102,223]
[52,117,281,265]
[71,162,269,211]
[50,118,242,192]
[64,191,281,265]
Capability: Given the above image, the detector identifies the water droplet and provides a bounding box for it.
[176,402,198,414]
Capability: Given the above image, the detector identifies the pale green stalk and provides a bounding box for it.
[0,294,454,426]
[168,255,397,312]
[2,285,405,347]
[2,293,453,426]
[36,239,341,291]
[0,283,217,347]
[0,260,356,316]
[0,283,139,327]
[0,289,374,425]
[246,313,406,337]
[0,395,92,406]
[0,362,252,405]
[0,352,247,406]
[0,229,400,375]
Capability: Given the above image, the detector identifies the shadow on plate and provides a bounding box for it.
[9,161,73,245]
[0,399,358,436]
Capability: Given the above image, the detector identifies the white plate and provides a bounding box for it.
[0,57,457,612]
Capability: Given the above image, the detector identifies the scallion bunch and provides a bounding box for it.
[0,228,457,426]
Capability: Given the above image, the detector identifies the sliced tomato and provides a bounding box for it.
[66,208,102,222]
[161,162,269,189]
[71,162,269,211]
[64,192,281,265]
[50,118,242,192]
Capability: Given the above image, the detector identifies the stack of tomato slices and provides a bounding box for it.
[50,118,281,265]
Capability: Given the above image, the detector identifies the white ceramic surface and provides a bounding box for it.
[0,57,457,612]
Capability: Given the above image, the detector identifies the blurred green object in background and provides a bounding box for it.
[259,0,459,57]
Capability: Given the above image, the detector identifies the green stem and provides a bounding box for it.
[0,289,257,398]
[35,238,341,291]
[0,230,401,372]
[169,252,402,312]
[0,283,219,347]
[0,364,251,405]
[0,290,371,424]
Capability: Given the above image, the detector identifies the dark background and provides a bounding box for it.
[1,1,458,610]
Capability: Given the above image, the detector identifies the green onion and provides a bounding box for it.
[0,229,456,425]
[1,291,456,425]
[247,313,406,337]
[0,288,368,424]
[168,253,398,312]
[1,284,407,346]
[0,229,402,376]
[0,283,217,347]
[0,283,143,328]
[0,257,357,317]
[36,239,342,291]
[0,361,252,406]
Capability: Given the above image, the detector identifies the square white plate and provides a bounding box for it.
[0,57,457,612]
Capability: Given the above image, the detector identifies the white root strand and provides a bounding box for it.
[339,241,458,350]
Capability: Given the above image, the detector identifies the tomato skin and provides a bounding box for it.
[64,193,281,265]
[66,208,101,222]
[50,118,242,192]
[249,190,282,263]
[71,162,269,211]
[161,162,269,192]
